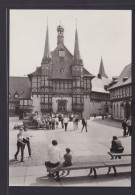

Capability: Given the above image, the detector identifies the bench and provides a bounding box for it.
[46,155,131,181]
[108,152,131,159]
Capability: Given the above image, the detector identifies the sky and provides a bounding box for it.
[10,10,131,78]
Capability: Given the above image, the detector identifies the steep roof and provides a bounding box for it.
[83,67,95,77]
[9,77,31,100]
[42,24,51,63]
[108,64,131,90]
[92,76,111,93]
[74,28,81,62]
[98,57,108,78]
[28,67,41,77]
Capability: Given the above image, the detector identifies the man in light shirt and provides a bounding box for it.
[23,126,32,157]
[45,140,61,180]
[63,116,69,132]
[14,128,25,162]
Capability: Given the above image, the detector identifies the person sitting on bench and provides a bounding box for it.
[45,140,61,180]
[110,136,124,159]
[61,148,72,176]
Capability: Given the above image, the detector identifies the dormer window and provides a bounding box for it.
[14,92,19,99]
[123,77,128,82]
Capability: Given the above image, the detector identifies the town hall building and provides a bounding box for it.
[9,23,113,119]
[27,24,95,118]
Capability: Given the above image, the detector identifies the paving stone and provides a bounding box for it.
[9,117,131,186]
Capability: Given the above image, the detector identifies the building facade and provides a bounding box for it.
[27,24,95,118]
[9,77,32,118]
[89,57,111,116]
[108,64,131,120]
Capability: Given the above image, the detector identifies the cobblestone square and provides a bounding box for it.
[9,116,131,186]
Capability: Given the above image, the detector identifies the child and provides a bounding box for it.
[61,148,72,175]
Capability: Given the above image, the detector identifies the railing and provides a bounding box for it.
[72,104,84,111]
[19,105,33,110]
[40,103,52,112]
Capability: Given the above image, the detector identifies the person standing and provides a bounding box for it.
[51,117,55,130]
[23,126,32,157]
[126,117,132,136]
[74,117,79,130]
[45,140,61,181]
[55,116,59,128]
[14,128,25,162]
[81,118,87,132]
[122,118,127,136]
[63,116,69,132]
[61,114,64,128]
[49,117,52,130]
[73,117,76,130]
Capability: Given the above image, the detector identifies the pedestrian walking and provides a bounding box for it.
[63,116,69,132]
[14,128,25,162]
[23,126,32,157]
[126,117,132,136]
[122,118,127,136]
[81,118,87,132]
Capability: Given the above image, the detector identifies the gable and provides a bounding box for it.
[51,43,74,79]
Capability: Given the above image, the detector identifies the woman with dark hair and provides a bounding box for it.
[122,118,127,136]
[110,136,124,159]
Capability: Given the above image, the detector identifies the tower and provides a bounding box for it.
[98,57,108,78]
[57,24,64,45]
[72,28,83,77]
[72,27,84,115]
[40,23,52,113]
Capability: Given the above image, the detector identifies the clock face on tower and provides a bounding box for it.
[59,49,65,57]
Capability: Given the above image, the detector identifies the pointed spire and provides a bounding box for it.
[74,25,81,63]
[98,57,108,78]
[42,22,51,63]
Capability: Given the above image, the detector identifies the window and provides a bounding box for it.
[84,77,90,89]
[52,80,72,90]
[14,92,19,99]
[41,95,52,104]
[24,100,28,105]
[9,103,15,110]
[20,100,23,105]
[72,95,84,104]
[9,92,11,99]
[41,76,49,87]
[32,77,41,89]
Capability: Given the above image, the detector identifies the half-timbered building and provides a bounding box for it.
[9,77,32,118]
[89,57,111,116]
[27,24,95,118]
[108,64,131,120]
